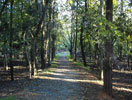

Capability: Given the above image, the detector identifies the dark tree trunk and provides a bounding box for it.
[51,2,56,61]
[41,0,49,69]
[31,39,37,76]
[79,0,87,66]
[80,18,87,66]
[70,11,74,59]
[31,0,49,75]
[74,0,78,61]
[127,40,130,67]
[51,37,56,61]
[103,0,113,96]
[9,0,14,81]
[48,0,52,66]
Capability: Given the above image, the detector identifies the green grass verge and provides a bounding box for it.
[65,54,73,61]
[55,53,62,59]
[38,60,58,74]
[0,96,19,100]
[73,61,91,72]
[65,54,90,72]
[50,61,58,68]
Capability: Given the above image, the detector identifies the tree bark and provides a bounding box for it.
[74,0,78,61]
[80,17,87,66]
[41,0,49,69]
[99,0,104,80]
[9,0,14,81]
[48,0,53,66]
[103,0,113,96]
[31,0,49,74]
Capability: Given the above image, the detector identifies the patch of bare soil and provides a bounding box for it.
[0,66,29,97]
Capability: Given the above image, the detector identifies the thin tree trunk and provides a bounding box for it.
[9,0,14,81]
[80,17,87,66]
[51,1,56,61]
[70,10,74,59]
[74,0,78,61]
[48,0,53,66]
[99,0,104,80]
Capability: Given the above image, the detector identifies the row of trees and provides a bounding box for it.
[62,0,132,96]
[0,0,61,80]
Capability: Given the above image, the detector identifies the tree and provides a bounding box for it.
[103,0,113,96]
[9,0,14,81]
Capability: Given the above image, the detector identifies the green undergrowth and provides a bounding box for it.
[66,54,91,72]
[55,53,62,59]
[73,61,91,72]
[0,96,19,100]
[65,54,73,61]
[50,61,58,68]
[39,60,58,74]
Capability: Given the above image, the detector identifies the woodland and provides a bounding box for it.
[0,0,132,100]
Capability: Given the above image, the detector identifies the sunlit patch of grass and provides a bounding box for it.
[38,61,58,75]
[55,53,62,59]
[0,96,19,100]
[65,54,73,61]
[51,62,58,68]
[73,61,91,72]
[74,61,84,66]
[66,53,91,71]
[39,69,53,74]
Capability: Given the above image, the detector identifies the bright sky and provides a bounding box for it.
[56,0,72,20]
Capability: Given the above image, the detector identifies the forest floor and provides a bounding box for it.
[0,52,132,100]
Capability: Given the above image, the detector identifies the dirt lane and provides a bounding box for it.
[14,53,103,100]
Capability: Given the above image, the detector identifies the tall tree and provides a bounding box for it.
[48,0,53,66]
[41,0,49,69]
[80,0,87,66]
[99,0,104,80]
[103,0,113,96]
[74,0,78,61]
[9,0,14,81]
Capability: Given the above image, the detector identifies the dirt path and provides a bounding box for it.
[13,53,104,100]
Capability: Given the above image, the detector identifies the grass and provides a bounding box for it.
[73,61,91,72]
[0,96,19,100]
[50,61,58,68]
[55,53,62,59]
[38,60,58,75]
[65,53,91,72]
[65,54,73,61]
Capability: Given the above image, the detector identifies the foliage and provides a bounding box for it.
[0,96,19,100]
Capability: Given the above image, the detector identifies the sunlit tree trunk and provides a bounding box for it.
[99,0,104,80]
